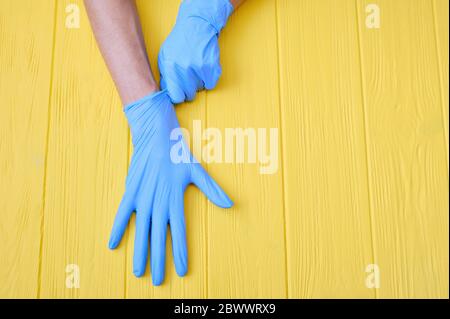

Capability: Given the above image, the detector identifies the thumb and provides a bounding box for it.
[203,38,222,90]
[159,60,200,104]
[160,69,186,104]
[191,164,233,208]
[203,63,222,90]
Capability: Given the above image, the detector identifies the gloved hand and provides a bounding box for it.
[158,0,234,104]
[108,90,233,285]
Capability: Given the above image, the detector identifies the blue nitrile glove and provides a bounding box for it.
[158,0,234,104]
[108,90,233,285]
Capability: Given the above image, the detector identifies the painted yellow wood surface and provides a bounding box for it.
[357,0,449,298]
[0,0,56,298]
[207,0,286,298]
[277,0,374,298]
[434,0,449,167]
[39,0,128,298]
[0,0,448,298]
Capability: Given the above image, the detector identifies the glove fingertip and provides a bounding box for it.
[167,86,185,104]
[151,254,166,286]
[224,198,234,209]
[206,176,234,208]
[108,231,122,249]
[215,193,234,209]
[133,268,145,278]
[133,257,146,278]
[206,187,234,209]
[191,164,234,209]
[204,65,222,90]
[175,262,188,277]
[185,89,197,102]
[204,73,220,90]
[108,238,118,250]
[152,272,164,286]
[173,242,188,277]
[204,82,217,91]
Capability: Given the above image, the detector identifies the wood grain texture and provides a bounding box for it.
[0,0,56,298]
[0,0,448,299]
[39,0,128,298]
[357,0,449,298]
[277,0,375,298]
[207,0,287,298]
[125,0,208,298]
[433,0,449,168]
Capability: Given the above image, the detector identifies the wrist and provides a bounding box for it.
[120,79,158,107]
[178,0,234,34]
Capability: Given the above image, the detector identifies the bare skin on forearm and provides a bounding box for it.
[230,0,246,8]
[84,0,245,106]
[84,0,157,106]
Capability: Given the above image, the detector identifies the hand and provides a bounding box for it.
[108,91,233,285]
[158,0,234,104]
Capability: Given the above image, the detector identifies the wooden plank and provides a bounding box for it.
[125,0,208,298]
[207,0,287,298]
[433,0,449,167]
[2,0,445,299]
[357,0,449,298]
[0,0,56,298]
[277,0,374,298]
[39,0,128,298]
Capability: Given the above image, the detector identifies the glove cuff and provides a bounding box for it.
[124,90,174,146]
[124,90,169,114]
[177,0,234,34]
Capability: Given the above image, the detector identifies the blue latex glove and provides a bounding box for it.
[108,90,233,285]
[158,0,234,104]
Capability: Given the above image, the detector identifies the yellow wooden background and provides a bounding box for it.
[0,0,448,299]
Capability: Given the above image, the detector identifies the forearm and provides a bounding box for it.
[229,0,246,9]
[84,0,157,106]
